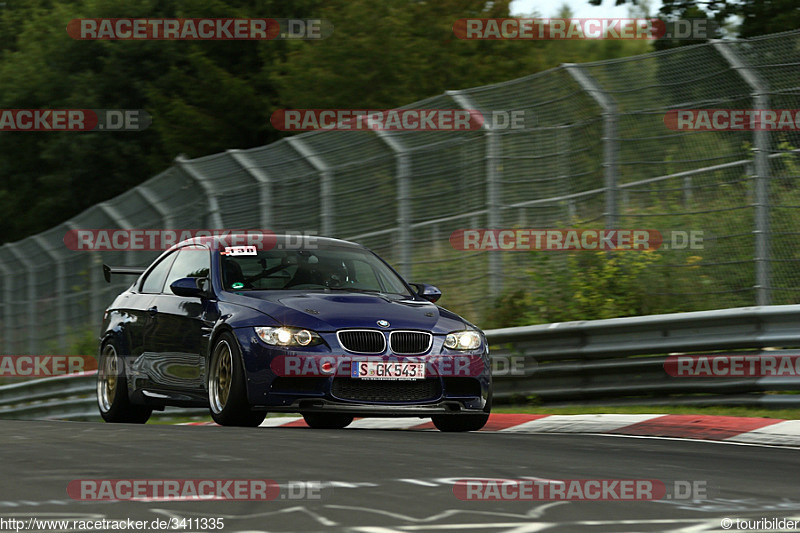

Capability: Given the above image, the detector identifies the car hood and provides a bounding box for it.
[225,290,468,333]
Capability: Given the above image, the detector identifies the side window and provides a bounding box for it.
[140,252,177,294]
[163,247,211,295]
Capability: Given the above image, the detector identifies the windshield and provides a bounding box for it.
[220,247,411,296]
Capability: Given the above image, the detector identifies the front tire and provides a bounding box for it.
[208,332,265,427]
[97,341,152,424]
[432,389,492,432]
[432,413,489,432]
[302,413,354,429]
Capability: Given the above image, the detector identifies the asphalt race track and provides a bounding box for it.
[1,420,798,532]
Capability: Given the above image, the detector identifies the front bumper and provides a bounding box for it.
[232,327,491,414]
[256,399,484,417]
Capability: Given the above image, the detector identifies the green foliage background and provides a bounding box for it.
[0,0,652,245]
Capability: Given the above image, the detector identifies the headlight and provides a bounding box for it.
[444,330,481,350]
[255,326,322,347]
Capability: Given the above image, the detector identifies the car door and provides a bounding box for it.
[141,245,213,396]
[127,250,178,392]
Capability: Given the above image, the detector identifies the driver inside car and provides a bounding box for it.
[286,254,349,288]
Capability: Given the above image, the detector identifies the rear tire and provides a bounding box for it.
[97,341,152,424]
[208,332,265,427]
[302,413,354,429]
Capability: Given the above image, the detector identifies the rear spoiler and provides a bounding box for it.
[103,264,147,283]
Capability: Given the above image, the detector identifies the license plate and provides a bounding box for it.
[351,361,426,380]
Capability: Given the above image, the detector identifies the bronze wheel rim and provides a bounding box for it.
[209,341,233,413]
[98,344,119,412]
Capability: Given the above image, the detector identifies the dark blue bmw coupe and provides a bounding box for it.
[97,234,491,431]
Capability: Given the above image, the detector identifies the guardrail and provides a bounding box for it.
[1,304,799,420]
[489,305,800,406]
[0,372,208,421]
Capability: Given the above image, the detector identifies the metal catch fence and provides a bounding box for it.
[2,31,800,354]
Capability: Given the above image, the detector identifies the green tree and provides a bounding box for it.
[591,0,800,39]
[0,0,300,244]
[0,0,657,244]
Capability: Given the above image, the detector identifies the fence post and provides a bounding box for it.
[98,202,134,235]
[683,176,693,208]
[5,244,37,355]
[88,250,106,340]
[448,90,503,296]
[227,150,273,230]
[286,138,333,236]
[713,40,771,306]
[565,64,619,230]
[60,219,101,348]
[97,202,139,276]
[175,156,225,229]
[0,256,12,354]
[32,236,68,354]
[89,203,135,336]
[137,185,174,228]
[557,125,574,220]
[486,129,501,291]
[373,130,411,279]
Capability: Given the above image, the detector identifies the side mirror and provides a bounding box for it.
[170,277,209,298]
[410,282,442,303]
